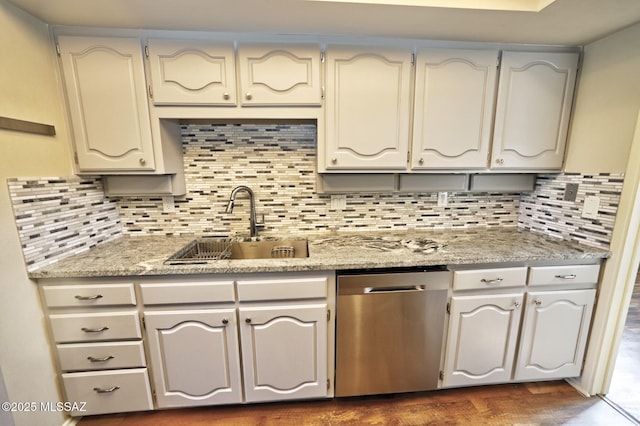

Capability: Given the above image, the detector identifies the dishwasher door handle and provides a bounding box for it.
[365,285,425,293]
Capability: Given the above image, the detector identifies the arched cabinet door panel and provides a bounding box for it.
[324,46,413,171]
[237,44,322,106]
[58,36,155,172]
[147,39,237,106]
[491,51,579,170]
[514,289,596,381]
[144,309,243,408]
[412,48,499,170]
[239,304,328,402]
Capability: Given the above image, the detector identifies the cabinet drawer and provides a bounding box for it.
[57,341,146,372]
[62,368,152,416]
[452,267,527,291]
[528,264,601,287]
[50,311,141,343]
[140,281,235,305]
[237,276,328,301]
[42,284,136,308]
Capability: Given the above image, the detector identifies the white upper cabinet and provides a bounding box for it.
[324,46,413,171]
[491,51,579,170]
[147,39,237,106]
[237,44,322,106]
[412,48,499,170]
[58,36,155,172]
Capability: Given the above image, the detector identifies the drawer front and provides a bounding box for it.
[49,311,141,343]
[237,276,328,301]
[57,341,146,372]
[140,281,235,305]
[452,267,528,291]
[62,368,153,416]
[528,264,601,287]
[43,284,136,308]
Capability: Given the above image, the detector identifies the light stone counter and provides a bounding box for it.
[28,228,610,279]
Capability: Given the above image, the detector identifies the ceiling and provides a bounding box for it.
[8,0,640,45]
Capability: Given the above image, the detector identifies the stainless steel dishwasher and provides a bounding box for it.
[335,267,450,397]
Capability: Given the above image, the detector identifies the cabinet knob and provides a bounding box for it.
[534,299,542,306]
[418,158,424,165]
[222,318,229,325]
[513,301,521,309]
[245,93,252,100]
[223,92,230,100]
[495,158,504,165]
[245,318,252,324]
[139,158,146,165]
[331,158,337,164]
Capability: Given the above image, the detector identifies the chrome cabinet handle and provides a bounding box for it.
[87,355,115,363]
[481,278,503,285]
[555,274,577,280]
[418,158,424,165]
[81,326,109,333]
[331,157,337,164]
[75,294,103,301]
[93,386,120,394]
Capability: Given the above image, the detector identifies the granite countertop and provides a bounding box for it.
[28,228,610,279]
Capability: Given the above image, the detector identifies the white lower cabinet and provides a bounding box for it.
[239,304,328,402]
[443,293,524,387]
[144,309,243,408]
[514,289,596,381]
[443,264,599,388]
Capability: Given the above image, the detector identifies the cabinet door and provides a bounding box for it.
[147,39,237,105]
[491,51,578,170]
[58,36,155,172]
[325,46,413,171]
[144,309,242,408]
[239,304,328,402]
[514,289,596,381]
[443,293,524,387]
[412,48,499,170]
[237,44,322,106]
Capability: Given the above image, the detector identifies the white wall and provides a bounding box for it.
[565,22,640,173]
[0,0,73,424]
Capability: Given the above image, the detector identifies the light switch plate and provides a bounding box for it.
[564,183,579,201]
[437,192,448,207]
[582,195,600,219]
[162,196,175,213]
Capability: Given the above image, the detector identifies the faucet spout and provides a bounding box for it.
[226,186,261,238]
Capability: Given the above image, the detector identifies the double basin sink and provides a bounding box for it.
[165,237,309,264]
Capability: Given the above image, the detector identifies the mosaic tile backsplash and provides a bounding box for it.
[115,123,521,235]
[7,124,625,271]
[7,177,122,271]
[518,173,624,250]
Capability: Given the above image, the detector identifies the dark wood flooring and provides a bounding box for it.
[79,273,640,426]
[79,382,638,425]
[603,271,640,422]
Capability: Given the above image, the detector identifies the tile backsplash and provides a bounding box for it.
[7,177,122,271]
[518,173,624,249]
[115,123,521,235]
[7,123,625,271]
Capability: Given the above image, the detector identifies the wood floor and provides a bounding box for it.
[79,273,640,426]
[604,272,640,421]
[79,381,638,425]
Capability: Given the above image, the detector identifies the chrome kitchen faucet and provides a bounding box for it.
[225,186,264,238]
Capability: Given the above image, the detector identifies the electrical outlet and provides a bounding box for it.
[564,183,579,202]
[582,195,600,219]
[162,196,175,213]
[437,192,448,207]
[330,194,347,210]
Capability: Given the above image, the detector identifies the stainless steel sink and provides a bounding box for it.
[166,237,308,264]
